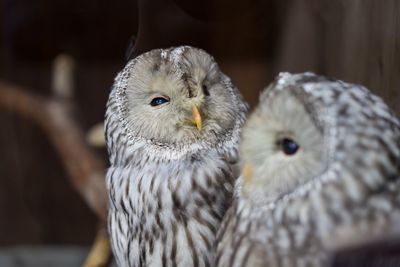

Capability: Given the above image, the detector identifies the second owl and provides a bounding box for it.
[216,72,400,267]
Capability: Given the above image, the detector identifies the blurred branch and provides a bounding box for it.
[0,54,111,266]
[52,54,76,99]
[83,227,112,267]
[0,81,107,221]
[87,123,106,147]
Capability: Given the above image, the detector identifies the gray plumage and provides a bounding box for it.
[216,72,400,267]
[105,46,248,267]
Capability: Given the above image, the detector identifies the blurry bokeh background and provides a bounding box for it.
[0,0,399,264]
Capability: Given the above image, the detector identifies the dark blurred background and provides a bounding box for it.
[0,0,399,256]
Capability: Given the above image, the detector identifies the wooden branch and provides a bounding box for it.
[0,81,108,221]
[83,226,112,267]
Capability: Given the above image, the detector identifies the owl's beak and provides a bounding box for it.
[191,105,202,131]
[242,162,253,184]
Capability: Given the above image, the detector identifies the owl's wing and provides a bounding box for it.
[228,160,241,181]
[216,200,268,267]
[223,150,241,181]
[215,202,239,267]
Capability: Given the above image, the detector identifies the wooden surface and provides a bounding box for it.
[275,0,400,113]
[0,246,89,267]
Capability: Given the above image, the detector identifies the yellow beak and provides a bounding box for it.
[191,105,202,131]
[242,162,253,184]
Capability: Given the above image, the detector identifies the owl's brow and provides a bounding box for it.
[181,72,195,98]
[151,62,161,73]
[288,86,325,134]
[296,74,335,84]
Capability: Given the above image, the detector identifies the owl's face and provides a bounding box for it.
[121,47,240,146]
[241,83,328,203]
[241,72,399,204]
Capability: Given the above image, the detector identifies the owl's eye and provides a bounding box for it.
[202,84,210,96]
[280,138,299,156]
[150,97,169,106]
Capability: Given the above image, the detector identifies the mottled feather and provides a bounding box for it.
[216,72,400,267]
[105,46,248,267]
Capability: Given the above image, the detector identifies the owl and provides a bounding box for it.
[215,72,400,267]
[105,46,248,267]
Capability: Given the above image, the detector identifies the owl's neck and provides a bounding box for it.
[108,129,241,168]
[107,153,235,267]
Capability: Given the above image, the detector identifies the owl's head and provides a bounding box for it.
[240,72,399,204]
[106,46,247,162]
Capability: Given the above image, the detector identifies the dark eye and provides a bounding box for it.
[202,84,210,96]
[150,97,169,106]
[280,138,299,156]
